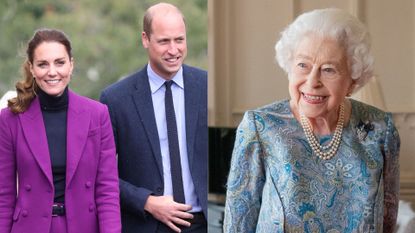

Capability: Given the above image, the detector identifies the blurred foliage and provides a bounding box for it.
[0,0,207,99]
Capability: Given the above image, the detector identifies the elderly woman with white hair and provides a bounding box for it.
[223,8,400,233]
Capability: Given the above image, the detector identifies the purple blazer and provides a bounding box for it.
[0,90,121,233]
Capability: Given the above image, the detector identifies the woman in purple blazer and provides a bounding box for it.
[0,29,121,233]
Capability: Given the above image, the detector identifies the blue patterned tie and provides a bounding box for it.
[164,81,185,204]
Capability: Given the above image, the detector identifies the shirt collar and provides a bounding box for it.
[147,63,184,94]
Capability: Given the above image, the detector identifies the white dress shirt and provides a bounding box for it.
[147,64,201,212]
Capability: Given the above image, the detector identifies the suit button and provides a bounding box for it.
[156,187,162,193]
[85,181,92,188]
[22,210,28,217]
[25,185,31,191]
[89,204,94,212]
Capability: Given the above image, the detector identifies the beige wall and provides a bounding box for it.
[209,0,415,205]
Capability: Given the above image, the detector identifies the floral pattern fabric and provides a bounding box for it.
[224,99,400,233]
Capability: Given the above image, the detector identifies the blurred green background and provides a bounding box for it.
[0,0,207,100]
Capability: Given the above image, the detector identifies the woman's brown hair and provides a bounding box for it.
[8,28,72,114]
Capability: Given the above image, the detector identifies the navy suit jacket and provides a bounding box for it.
[100,64,207,233]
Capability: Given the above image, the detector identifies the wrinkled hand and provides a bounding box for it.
[144,195,193,232]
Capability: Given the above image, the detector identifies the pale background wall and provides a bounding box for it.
[209,0,415,206]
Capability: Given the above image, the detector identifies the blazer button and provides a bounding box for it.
[22,210,28,217]
[89,204,94,212]
[156,187,162,193]
[85,181,92,189]
[25,185,31,191]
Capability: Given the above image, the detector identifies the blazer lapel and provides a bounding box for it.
[132,70,164,179]
[20,97,53,186]
[66,90,90,187]
[183,70,200,171]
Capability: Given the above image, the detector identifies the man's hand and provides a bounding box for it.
[144,195,193,232]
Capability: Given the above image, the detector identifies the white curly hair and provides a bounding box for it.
[275,8,374,93]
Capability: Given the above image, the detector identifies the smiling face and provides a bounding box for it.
[30,41,73,97]
[289,34,354,121]
[142,9,187,80]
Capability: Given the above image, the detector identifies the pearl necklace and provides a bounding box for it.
[300,103,344,160]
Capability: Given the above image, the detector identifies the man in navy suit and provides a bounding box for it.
[100,3,207,233]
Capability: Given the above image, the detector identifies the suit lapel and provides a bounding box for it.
[183,68,200,171]
[66,90,90,187]
[20,97,53,186]
[132,69,164,179]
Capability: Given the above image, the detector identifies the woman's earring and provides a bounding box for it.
[347,84,356,97]
[32,77,37,96]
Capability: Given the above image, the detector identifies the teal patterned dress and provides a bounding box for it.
[223,99,400,233]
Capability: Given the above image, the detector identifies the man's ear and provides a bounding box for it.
[142,32,149,48]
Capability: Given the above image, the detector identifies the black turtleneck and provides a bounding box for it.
[38,87,68,203]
